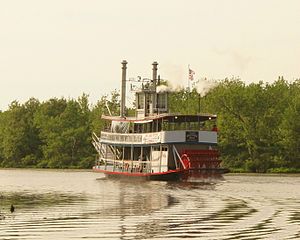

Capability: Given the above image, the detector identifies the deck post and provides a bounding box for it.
[149,146,152,173]
[105,144,108,170]
[122,146,125,172]
[140,146,143,172]
[113,146,116,171]
[131,145,134,172]
[159,145,162,172]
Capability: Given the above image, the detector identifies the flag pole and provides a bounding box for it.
[188,64,190,92]
[187,64,190,113]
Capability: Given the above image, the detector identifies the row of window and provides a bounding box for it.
[137,93,167,109]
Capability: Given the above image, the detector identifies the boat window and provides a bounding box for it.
[137,94,144,109]
[157,93,166,109]
[162,146,168,151]
[159,118,216,131]
[153,146,160,151]
[111,121,129,133]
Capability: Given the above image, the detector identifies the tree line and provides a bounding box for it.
[0,92,119,169]
[0,78,299,172]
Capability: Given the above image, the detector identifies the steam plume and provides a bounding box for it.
[194,78,218,96]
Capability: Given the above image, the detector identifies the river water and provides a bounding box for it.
[0,169,299,240]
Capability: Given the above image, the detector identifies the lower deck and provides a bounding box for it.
[93,141,223,179]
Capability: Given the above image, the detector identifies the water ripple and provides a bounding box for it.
[1,170,300,239]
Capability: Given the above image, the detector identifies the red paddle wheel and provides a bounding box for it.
[180,149,222,179]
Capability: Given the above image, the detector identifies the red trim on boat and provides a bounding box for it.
[93,167,182,177]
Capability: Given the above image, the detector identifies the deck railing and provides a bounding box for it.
[95,158,152,173]
[100,132,143,144]
[98,130,217,145]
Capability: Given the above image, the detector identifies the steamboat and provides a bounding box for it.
[92,61,226,181]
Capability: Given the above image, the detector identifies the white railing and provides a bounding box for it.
[100,132,143,144]
[98,130,217,145]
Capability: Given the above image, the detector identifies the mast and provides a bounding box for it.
[120,60,127,118]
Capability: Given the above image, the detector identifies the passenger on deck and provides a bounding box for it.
[212,124,218,132]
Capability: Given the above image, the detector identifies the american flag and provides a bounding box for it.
[189,68,195,80]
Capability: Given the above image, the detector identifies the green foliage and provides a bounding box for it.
[33,95,95,168]
[0,98,41,167]
[0,92,120,169]
[169,88,201,114]
[90,90,120,133]
[279,84,300,168]
[169,77,300,173]
[0,78,299,172]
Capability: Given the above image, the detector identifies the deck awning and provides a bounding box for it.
[102,113,217,123]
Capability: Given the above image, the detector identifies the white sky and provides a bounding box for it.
[0,0,300,110]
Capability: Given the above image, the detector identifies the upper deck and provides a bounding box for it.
[98,113,218,145]
[94,61,218,146]
[102,113,216,132]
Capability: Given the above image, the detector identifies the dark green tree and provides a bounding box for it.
[0,98,41,167]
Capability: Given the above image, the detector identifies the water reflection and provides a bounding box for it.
[166,181,218,190]
[91,180,175,217]
[0,170,300,240]
[1,191,86,209]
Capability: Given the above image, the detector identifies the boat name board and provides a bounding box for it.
[186,131,199,142]
[142,132,161,144]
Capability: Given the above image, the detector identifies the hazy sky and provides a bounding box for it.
[1,0,300,110]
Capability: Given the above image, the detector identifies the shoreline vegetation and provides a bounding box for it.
[0,78,299,173]
[1,168,300,175]
[229,167,300,174]
[0,167,93,172]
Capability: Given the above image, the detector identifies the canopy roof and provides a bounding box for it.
[102,113,217,123]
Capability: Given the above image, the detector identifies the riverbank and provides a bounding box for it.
[0,167,92,172]
[1,167,300,176]
[228,167,300,174]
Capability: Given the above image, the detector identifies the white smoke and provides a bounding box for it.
[156,85,171,93]
[156,81,184,93]
[154,62,219,95]
[156,77,218,96]
[193,78,218,96]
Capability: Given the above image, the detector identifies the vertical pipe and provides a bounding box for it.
[152,62,158,114]
[120,60,127,118]
[152,61,158,90]
[198,93,201,113]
